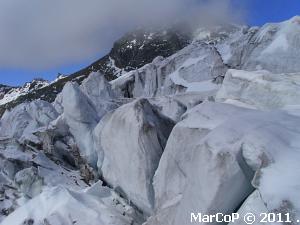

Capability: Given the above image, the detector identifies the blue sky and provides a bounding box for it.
[0,0,300,86]
[246,0,300,25]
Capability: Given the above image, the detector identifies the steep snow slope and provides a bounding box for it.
[242,16,300,73]
[0,79,49,106]
[0,85,14,100]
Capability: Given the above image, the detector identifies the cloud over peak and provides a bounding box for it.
[0,0,242,70]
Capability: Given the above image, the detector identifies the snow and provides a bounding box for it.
[96,98,175,215]
[59,82,99,167]
[228,191,269,225]
[0,80,49,106]
[0,100,59,142]
[194,28,211,41]
[168,56,220,92]
[51,74,67,84]
[58,72,121,168]
[242,16,300,73]
[111,42,226,98]
[147,102,255,225]
[216,69,300,110]
[148,96,187,122]
[107,57,126,77]
[1,182,142,225]
[14,167,43,198]
[147,101,300,225]
[1,16,300,225]
[262,34,289,54]
[260,17,300,55]
[169,70,219,93]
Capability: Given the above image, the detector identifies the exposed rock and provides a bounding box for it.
[0,26,191,118]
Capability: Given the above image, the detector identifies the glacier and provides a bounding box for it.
[0,16,300,225]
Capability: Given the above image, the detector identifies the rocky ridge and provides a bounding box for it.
[0,25,191,118]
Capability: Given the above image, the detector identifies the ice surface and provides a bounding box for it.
[216,69,300,110]
[1,16,300,225]
[1,182,142,225]
[147,102,300,225]
[96,99,175,215]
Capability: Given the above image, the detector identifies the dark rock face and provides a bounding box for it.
[71,26,192,81]
[109,27,191,72]
[0,85,14,99]
[0,26,191,118]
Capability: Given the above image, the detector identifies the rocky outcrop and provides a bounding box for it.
[0,26,191,119]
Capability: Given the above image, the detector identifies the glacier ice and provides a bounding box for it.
[96,98,175,215]
[216,69,300,110]
[1,182,143,225]
[1,16,300,225]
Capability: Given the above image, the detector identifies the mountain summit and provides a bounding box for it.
[0,25,192,117]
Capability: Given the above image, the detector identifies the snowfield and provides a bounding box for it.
[1,16,300,225]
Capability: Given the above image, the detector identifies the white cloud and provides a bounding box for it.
[0,0,242,69]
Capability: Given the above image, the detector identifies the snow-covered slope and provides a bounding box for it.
[1,16,300,225]
[0,79,49,106]
[242,16,300,73]
[1,182,143,225]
